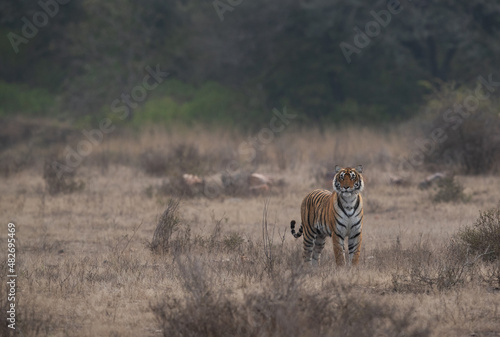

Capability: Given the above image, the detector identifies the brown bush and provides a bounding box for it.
[419,84,500,174]
[389,240,480,294]
[0,146,35,177]
[456,207,500,262]
[43,157,84,195]
[149,199,185,253]
[432,174,469,203]
[151,258,431,337]
[139,149,170,176]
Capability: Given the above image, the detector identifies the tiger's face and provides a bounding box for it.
[333,165,364,196]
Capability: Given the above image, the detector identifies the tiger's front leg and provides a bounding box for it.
[348,233,362,265]
[332,235,346,266]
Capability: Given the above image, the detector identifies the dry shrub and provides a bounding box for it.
[420,83,500,174]
[456,208,500,262]
[479,260,500,290]
[184,214,251,255]
[149,199,186,253]
[140,149,170,176]
[151,258,430,337]
[261,199,288,277]
[432,174,469,203]
[149,201,254,258]
[151,207,233,255]
[449,110,500,174]
[389,208,500,293]
[222,232,245,252]
[43,157,84,195]
[389,240,480,293]
[170,143,205,173]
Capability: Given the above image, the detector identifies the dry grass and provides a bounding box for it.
[1,124,500,336]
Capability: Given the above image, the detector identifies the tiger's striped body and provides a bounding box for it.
[291,166,364,266]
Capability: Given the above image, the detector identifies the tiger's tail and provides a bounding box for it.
[290,220,303,238]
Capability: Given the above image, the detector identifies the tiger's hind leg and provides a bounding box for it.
[302,226,316,265]
[312,234,326,266]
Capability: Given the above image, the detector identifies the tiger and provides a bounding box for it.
[290,165,364,266]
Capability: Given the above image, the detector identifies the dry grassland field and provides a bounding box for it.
[1,122,500,337]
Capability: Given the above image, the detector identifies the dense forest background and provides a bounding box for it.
[1,0,500,127]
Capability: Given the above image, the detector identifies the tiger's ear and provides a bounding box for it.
[355,165,363,173]
[335,165,341,173]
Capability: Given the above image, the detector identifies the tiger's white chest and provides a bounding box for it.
[335,194,361,236]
